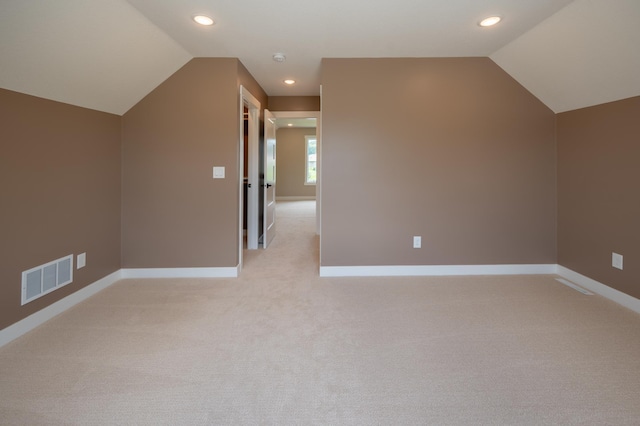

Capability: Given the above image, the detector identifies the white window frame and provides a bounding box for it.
[305,135,317,186]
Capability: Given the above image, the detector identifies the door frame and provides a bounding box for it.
[271,110,322,236]
[239,86,261,269]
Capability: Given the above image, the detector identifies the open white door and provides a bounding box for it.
[262,109,277,248]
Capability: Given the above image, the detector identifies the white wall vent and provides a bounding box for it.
[21,255,74,305]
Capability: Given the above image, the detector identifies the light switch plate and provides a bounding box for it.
[213,166,225,179]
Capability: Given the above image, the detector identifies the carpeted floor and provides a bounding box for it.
[1,201,639,425]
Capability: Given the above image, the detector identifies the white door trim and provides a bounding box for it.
[240,86,261,259]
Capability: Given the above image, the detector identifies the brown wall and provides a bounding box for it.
[557,96,640,298]
[238,62,268,116]
[321,58,557,267]
[122,58,266,268]
[275,128,317,198]
[268,96,320,112]
[0,89,121,330]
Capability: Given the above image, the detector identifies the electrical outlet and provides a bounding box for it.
[612,252,623,270]
[77,253,86,269]
[413,236,421,249]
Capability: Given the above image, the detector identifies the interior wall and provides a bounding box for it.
[122,58,267,268]
[237,62,268,115]
[268,96,320,112]
[321,57,557,267]
[557,96,640,299]
[275,128,317,198]
[0,88,121,330]
[122,58,254,268]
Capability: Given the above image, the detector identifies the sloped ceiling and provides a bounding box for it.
[0,0,191,115]
[492,0,640,113]
[1,0,638,115]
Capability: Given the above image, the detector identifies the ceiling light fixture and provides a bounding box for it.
[283,79,296,85]
[479,16,501,27]
[193,15,214,26]
[273,53,286,62]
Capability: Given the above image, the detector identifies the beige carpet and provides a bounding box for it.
[1,200,640,425]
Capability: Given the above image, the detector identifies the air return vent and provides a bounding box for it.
[21,255,73,305]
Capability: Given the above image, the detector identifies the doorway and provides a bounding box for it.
[271,111,322,235]
[239,98,322,270]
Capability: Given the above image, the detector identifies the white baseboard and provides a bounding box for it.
[120,267,238,279]
[319,264,558,277]
[3,264,636,349]
[276,196,316,201]
[557,266,640,314]
[1,266,239,348]
[0,270,122,348]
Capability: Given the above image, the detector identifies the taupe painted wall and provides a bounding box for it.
[122,58,266,268]
[238,62,268,115]
[0,89,121,330]
[276,128,317,198]
[321,58,557,266]
[557,96,640,299]
[268,96,320,112]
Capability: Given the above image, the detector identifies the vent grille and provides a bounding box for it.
[22,255,73,305]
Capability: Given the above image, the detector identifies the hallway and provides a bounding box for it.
[241,200,319,279]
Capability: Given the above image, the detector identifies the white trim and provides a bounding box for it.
[304,134,317,185]
[3,264,638,348]
[555,278,594,295]
[318,86,323,242]
[240,86,261,253]
[557,266,640,314]
[0,270,122,348]
[320,264,558,277]
[276,196,316,201]
[120,267,238,279]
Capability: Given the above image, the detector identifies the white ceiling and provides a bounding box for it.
[1,0,638,115]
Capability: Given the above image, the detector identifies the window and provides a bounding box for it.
[305,135,317,185]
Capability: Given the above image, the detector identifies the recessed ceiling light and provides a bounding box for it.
[479,16,501,27]
[283,79,296,85]
[193,15,214,26]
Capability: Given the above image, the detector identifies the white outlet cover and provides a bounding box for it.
[612,252,623,270]
[413,236,421,248]
[77,253,86,269]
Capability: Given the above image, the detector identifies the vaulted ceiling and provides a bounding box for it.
[1,0,638,115]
